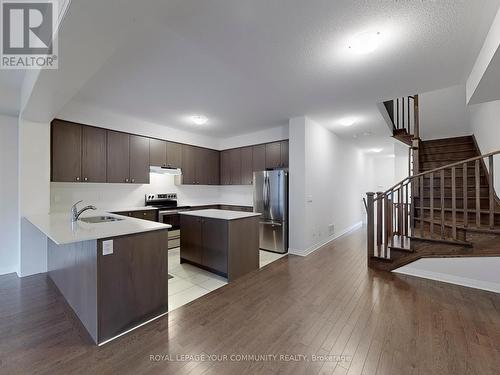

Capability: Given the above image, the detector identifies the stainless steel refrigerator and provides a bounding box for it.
[253,170,288,253]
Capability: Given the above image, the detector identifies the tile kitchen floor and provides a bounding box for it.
[167,248,287,311]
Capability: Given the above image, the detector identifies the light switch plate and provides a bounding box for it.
[102,240,114,255]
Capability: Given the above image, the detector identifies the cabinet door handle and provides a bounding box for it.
[131,178,135,183]
[143,212,147,216]
[76,177,80,181]
[125,178,129,183]
[84,177,88,182]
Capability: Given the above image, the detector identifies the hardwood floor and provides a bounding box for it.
[1,228,499,374]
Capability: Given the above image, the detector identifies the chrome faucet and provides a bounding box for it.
[71,200,97,222]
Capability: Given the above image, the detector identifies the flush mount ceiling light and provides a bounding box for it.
[190,115,208,125]
[348,31,381,54]
[369,148,383,153]
[339,117,356,127]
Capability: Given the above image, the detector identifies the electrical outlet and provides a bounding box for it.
[328,224,334,234]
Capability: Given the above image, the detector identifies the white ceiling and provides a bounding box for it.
[14,0,500,150]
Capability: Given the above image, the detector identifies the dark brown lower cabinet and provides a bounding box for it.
[47,229,169,344]
[180,214,259,281]
[98,230,168,342]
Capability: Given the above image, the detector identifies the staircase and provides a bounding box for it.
[367,103,500,271]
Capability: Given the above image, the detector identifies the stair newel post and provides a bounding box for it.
[476,160,481,227]
[366,192,375,264]
[489,156,495,229]
[376,192,383,256]
[452,167,457,239]
[463,162,468,228]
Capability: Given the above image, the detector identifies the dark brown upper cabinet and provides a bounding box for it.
[129,135,150,184]
[51,120,82,182]
[181,144,197,184]
[252,144,266,172]
[166,141,182,169]
[265,140,289,169]
[149,138,167,167]
[107,131,130,183]
[229,148,242,185]
[241,146,253,185]
[207,149,220,185]
[82,126,107,183]
[220,150,231,185]
[280,140,289,168]
[181,146,219,185]
[265,142,282,169]
[51,120,107,183]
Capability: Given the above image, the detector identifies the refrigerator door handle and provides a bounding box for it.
[259,221,282,226]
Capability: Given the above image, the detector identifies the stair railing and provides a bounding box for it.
[384,95,419,137]
[366,150,500,263]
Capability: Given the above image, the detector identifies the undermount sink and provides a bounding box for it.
[80,216,124,224]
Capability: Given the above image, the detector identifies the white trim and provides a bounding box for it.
[289,221,363,257]
[393,268,500,294]
[98,311,169,346]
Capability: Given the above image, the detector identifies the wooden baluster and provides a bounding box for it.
[399,187,404,235]
[389,194,394,248]
[410,180,415,237]
[463,163,468,228]
[441,170,445,239]
[405,183,409,236]
[414,95,419,140]
[489,156,495,229]
[384,195,389,258]
[366,192,375,263]
[476,160,481,227]
[452,167,457,239]
[420,175,424,237]
[430,172,434,238]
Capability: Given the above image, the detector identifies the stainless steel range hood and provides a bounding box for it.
[149,166,182,176]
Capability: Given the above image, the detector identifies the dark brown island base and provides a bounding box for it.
[179,209,261,281]
[26,210,171,345]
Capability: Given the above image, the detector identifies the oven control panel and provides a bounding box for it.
[145,193,177,203]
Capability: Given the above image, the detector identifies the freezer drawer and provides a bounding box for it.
[259,220,287,253]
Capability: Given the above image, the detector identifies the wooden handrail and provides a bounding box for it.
[375,149,500,199]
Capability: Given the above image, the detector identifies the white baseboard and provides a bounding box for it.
[393,268,500,294]
[289,221,363,257]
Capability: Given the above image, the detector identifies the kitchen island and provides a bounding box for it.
[26,210,171,345]
[180,209,261,281]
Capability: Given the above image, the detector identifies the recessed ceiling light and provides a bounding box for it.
[369,148,383,153]
[190,115,208,125]
[349,31,381,54]
[339,117,356,127]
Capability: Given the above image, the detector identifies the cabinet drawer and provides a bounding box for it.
[113,210,157,222]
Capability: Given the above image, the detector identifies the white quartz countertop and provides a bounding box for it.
[26,210,171,245]
[180,209,261,220]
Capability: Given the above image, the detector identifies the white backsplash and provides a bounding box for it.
[50,173,253,212]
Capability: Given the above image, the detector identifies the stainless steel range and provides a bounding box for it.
[145,193,190,249]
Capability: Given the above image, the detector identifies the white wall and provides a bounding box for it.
[51,174,253,212]
[219,125,289,149]
[289,117,368,255]
[467,5,500,104]
[394,257,500,293]
[58,100,220,150]
[469,99,500,193]
[19,119,51,277]
[419,85,471,141]
[0,115,20,275]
